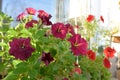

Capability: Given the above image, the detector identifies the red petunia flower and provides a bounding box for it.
[100,16,104,23]
[41,52,54,66]
[26,7,36,15]
[103,57,111,69]
[73,67,82,74]
[70,67,82,76]
[103,47,116,58]
[9,37,35,60]
[86,14,95,22]
[51,22,68,40]
[68,34,88,56]
[65,23,75,35]
[25,20,38,28]
[17,12,25,21]
[38,10,52,25]
[87,50,96,60]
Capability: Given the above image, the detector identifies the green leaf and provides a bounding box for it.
[0,62,6,73]
[35,29,45,39]
[28,69,38,79]
[4,72,18,80]
[0,42,6,47]
[21,77,30,80]
[7,29,17,36]
[0,52,4,56]
[13,66,27,74]
[50,48,57,57]
[20,29,32,37]
[13,62,28,74]
[16,62,28,68]
[12,60,22,67]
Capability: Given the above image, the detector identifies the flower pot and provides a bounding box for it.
[116,69,120,80]
[111,35,120,43]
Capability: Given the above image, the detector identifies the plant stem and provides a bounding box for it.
[0,32,4,63]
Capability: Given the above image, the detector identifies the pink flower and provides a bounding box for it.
[38,10,52,25]
[73,67,82,74]
[65,23,75,35]
[25,20,38,28]
[51,22,68,40]
[17,12,25,21]
[26,7,36,15]
[103,47,116,58]
[70,67,82,76]
[9,37,35,60]
[103,57,111,69]
[68,34,88,56]
[100,16,104,23]
[86,14,95,22]
[41,52,54,66]
[87,50,96,60]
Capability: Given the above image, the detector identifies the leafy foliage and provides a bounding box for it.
[0,10,112,80]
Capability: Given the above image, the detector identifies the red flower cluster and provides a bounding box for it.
[86,15,104,23]
[104,47,116,58]
[38,10,52,25]
[41,52,54,66]
[103,46,116,69]
[68,34,88,56]
[87,50,96,60]
[51,22,88,56]
[17,7,52,26]
[103,57,111,69]
[9,38,35,60]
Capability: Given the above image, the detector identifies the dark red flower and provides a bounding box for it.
[103,57,111,69]
[100,16,104,23]
[26,7,36,15]
[65,23,75,35]
[86,14,95,22]
[38,10,52,25]
[17,12,25,21]
[63,78,69,80]
[68,34,88,56]
[87,50,96,60]
[9,37,35,60]
[25,20,38,28]
[41,52,54,66]
[51,22,68,40]
[103,47,116,58]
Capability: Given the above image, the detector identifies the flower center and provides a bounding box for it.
[57,28,61,33]
[21,44,25,49]
[74,43,83,47]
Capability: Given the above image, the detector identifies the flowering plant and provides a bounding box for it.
[0,8,116,80]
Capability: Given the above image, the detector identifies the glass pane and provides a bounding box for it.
[2,0,56,22]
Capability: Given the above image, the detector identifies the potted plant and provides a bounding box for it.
[0,7,115,80]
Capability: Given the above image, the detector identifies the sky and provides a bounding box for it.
[2,0,56,22]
